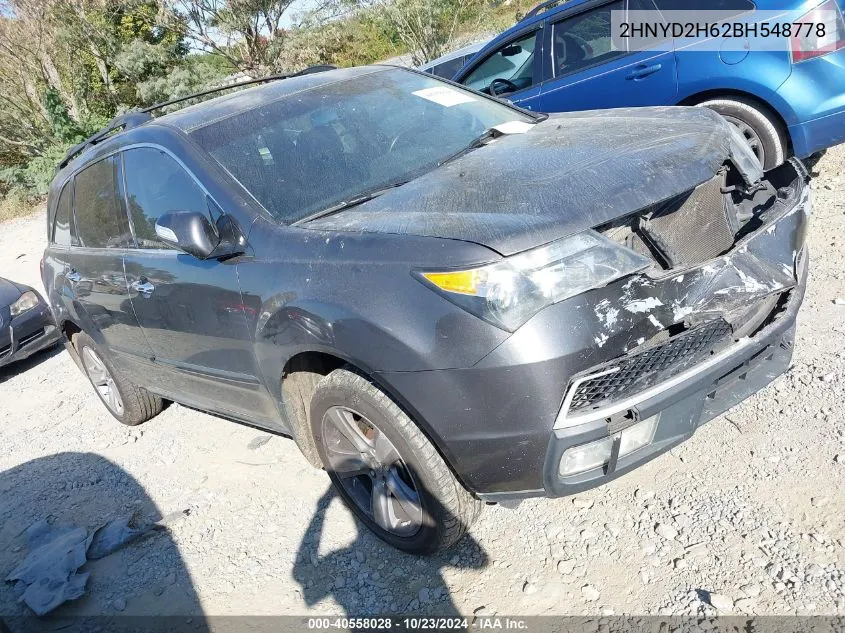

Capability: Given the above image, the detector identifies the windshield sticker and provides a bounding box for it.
[492,121,534,135]
[412,87,476,107]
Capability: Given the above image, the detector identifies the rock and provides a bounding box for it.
[674,558,687,570]
[247,435,272,450]
[522,581,537,595]
[113,597,126,612]
[811,497,829,508]
[805,563,824,578]
[355,551,365,563]
[335,577,345,588]
[580,528,597,540]
[559,574,576,585]
[740,583,761,597]
[604,522,621,537]
[557,559,576,575]
[573,498,594,509]
[634,489,655,501]
[418,588,430,603]
[600,607,615,616]
[655,523,678,541]
[708,593,734,612]
[833,298,845,306]
[735,598,756,612]
[581,584,600,602]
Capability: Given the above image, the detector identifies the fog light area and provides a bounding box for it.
[558,416,658,478]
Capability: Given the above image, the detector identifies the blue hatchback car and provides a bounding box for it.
[452,0,845,169]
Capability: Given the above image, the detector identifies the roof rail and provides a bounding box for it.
[56,64,336,173]
[524,0,571,19]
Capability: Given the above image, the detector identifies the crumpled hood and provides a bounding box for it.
[305,106,763,256]
[0,277,23,308]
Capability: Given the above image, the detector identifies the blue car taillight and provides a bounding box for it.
[791,0,845,63]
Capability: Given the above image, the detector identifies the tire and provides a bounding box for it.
[310,368,482,554]
[73,332,164,426]
[698,97,787,170]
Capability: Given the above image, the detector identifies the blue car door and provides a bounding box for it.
[457,26,545,111]
[539,0,678,113]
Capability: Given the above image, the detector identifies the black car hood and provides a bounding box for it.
[0,278,22,308]
[305,106,763,256]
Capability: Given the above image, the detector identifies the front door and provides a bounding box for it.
[119,146,276,422]
[539,0,678,112]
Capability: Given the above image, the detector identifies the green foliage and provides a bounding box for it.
[0,0,530,213]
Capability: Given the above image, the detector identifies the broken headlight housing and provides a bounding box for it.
[417,231,652,331]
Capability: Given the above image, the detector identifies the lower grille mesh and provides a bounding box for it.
[568,319,733,413]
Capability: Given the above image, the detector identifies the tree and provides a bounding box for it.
[378,0,483,65]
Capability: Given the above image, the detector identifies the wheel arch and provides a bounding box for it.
[678,88,793,154]
[280,349,474,493]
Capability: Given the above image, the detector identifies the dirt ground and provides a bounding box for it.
[0,147,843,621]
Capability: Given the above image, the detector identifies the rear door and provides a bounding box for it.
[119,146,274,422]
[456,27,545,111]
[67,154,153,381]
[539,0,678,112]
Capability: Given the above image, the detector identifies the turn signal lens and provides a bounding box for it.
[422,270,480,295]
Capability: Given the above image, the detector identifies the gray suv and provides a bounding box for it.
[43,65,810,553]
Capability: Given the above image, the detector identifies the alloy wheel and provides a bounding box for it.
[82,347,124,416]
[321,406,423,537]
[723,114,765,167]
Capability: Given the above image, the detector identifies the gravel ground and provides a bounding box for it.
[0,148,843,620]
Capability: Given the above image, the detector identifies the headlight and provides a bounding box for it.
[10,291,39,317]
[417,231,652,331]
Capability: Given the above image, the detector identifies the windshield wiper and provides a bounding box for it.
[297,179,412,224]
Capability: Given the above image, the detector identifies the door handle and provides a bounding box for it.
[626,63,662,80]
[66,270,81,283]
[130,280,155,297]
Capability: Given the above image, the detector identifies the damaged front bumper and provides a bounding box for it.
[0,299,61,369]
[377,160,811,500]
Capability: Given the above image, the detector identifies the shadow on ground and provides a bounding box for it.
[294,487,488,616]
[0,344,63,386]
[0,452,207,632]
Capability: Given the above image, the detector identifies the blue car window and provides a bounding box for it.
[462,31,539,93]
[553,0,626,77]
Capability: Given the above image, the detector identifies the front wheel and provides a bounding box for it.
[73,332,164,426]
[698,97,787,170]
[310,368,482,554]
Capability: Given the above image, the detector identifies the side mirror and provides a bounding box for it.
[155,211,219,259]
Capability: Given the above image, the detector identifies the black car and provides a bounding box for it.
[0,277,61,369]
[43,65,810,553]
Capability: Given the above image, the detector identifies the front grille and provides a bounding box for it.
[567,319,733,413]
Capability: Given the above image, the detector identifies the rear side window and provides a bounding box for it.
[122,147,209,249]
[552,0,626,78]
[74,155,132,249]
[52,181,76,247]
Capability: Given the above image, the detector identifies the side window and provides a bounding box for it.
[552,1,626,78]
[52,181,76,247]
[74,155,132,249]
[122,148,209,249]
[462,31,539,94]
[430,56,467,79]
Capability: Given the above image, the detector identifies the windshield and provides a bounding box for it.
[189,68,534,224]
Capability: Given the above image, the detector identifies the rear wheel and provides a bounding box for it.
[73,332,163,426]
[310,368,482,553]
[698,97,787,170]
